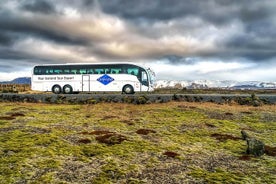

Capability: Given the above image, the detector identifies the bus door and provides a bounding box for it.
[140,70,149,91]
[82,75,90,92]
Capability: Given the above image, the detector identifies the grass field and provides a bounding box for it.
[0,84,30,93]
[0,102,275,183]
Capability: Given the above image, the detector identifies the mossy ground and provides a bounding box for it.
[0,102,275,183]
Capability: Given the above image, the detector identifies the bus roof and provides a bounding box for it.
[33,62,147,69]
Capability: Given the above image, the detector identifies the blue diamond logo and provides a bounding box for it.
[97,74,114,85]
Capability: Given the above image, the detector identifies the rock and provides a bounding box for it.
[241,130,250,140]
[246,138,265,156]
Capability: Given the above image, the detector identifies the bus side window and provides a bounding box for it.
[111,69,120,74]
[79,69,87,74]
[127,68,139,76]
[105,69,110,74]
[48,69,54,74]
[71,69,77,74]
[87,69,94,74]
[64,69,70,74]
[95,69,104,74]
[34,69,41,75]
[54,69,61,74]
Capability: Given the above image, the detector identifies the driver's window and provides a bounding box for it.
[141,71,148,86]
[142,71,148,81]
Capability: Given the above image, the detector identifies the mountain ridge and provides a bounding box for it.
[155,80,276,89]
[0,77,31,84]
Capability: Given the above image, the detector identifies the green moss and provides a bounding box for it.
[0,102,275,183]
[189,168,247,183]
[93,159,126,183]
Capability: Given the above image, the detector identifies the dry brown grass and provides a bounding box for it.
[0,84,30,92]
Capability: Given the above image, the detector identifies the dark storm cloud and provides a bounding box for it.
[0,32,14,46]
[224,18,276,61]
[98,0,272,25]
[0,13,88,47]
[0,64,13,72]
[0,47,28,60]
[160,55,199,65]
[225,34,276,60]
[21,0,57,14]
[98,0,201,20]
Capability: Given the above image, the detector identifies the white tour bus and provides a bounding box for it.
[31,62,155,94]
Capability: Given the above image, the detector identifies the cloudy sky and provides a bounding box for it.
[0,0,275,81]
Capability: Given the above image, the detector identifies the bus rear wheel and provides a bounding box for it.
[123,85,134,94]
[52,85,62,94]
[63,85,73,94]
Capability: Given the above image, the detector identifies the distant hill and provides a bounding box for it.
[0,77,31,84]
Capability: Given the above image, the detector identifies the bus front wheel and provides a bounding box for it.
[63,85,73,94]
[52,85,62,94]
[123,85,134,94]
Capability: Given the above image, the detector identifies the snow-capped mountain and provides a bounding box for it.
[154,80,276,89]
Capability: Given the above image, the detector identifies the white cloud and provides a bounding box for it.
[0,71,31,81]
[147,59,275,81]
[195,61,253,74]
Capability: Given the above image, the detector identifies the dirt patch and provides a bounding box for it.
[206,111,235,120]
[241,111,253,114]
[163,151,180,158]
[136,129,156,135]
[207,112,235,120]
[81,130,113,135]
[180,123,206,132]
[96,133,127,145]
[238,155,252,161]
[78,138,92,144]
[126,164,187,184]
[101,115,118,120]
[0,112,26,120]
[205,123,217,128]
[260,113,276,122]
[9,112,25,117]
[24,127,51,134]
[265,145,276,156]
[57,158,102,183]
[121,119,135,125]
[177,105,197,109]
[0,126,24,132]
[225,112,234,116]
[0,116,15,120]
[211,133,242,142]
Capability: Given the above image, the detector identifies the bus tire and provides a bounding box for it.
[63,85,73,94]
[52,85,62,94]
[123,85,134,94]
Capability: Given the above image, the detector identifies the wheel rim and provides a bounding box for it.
[64,87,71,94]
[124,85,133,94]
[53,87,61,94]
[125,87,131,93]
